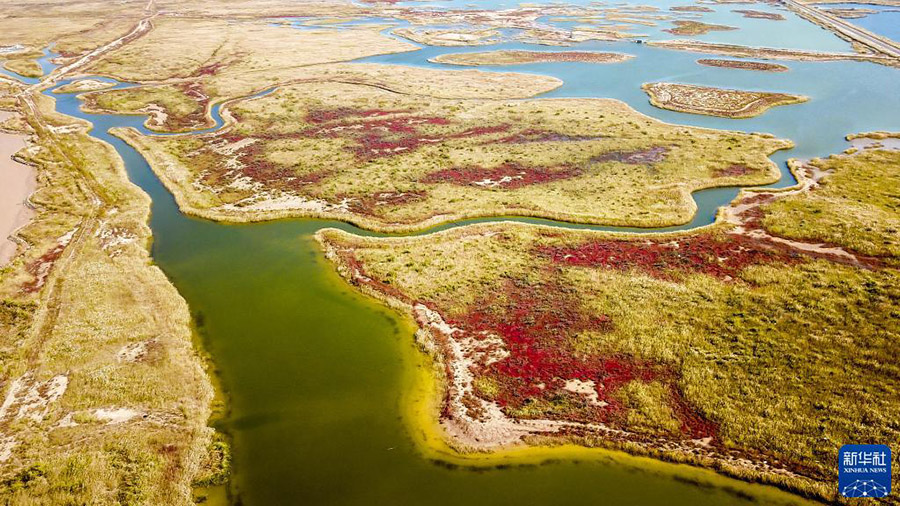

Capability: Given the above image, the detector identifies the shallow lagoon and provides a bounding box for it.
[821,3,900,42]
[40,3,900,503]
[48,85,815,505]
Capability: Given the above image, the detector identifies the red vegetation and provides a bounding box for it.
[451,279,717,437]
[167,81,210,130]
[208,135,331,191]
[21,242,68,293]
[197,62,226,76]
[346,190,427,215]
[421,162,581,189]
[512,51,621,63]
[302,109,508,160]
[493,128,604,144]
[341,251,413,305]
[714,163,755,177]
[592,146,669,164]
[670,5,713,12]
[537,233,802,281]
[305,107,413,124]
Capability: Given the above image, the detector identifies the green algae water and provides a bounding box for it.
[48,86,816,505]
[44,5,900,500]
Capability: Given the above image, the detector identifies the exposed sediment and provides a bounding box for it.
[0,111,36,266]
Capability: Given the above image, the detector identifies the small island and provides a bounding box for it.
[733,9,786,20]
[642,82,808,118]
[430,50,634,66]
[664,20,737,35]
[3,58,42,78]
[697,58,789,72]
[393,27,500,46]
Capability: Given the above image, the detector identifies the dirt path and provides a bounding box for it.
[16,1,157,362]
[722,160,879,267]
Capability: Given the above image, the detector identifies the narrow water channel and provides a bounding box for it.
[39,9,900,501]
[48,83,817,505]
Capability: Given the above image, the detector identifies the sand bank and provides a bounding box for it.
[0,111,36,265]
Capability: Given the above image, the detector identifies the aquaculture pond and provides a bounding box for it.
[42,6,900,504]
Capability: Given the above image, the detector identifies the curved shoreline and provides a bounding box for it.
[0,111,36,266]
[104,82,795,236]
[314,222,825,504]
[38,67,823,505]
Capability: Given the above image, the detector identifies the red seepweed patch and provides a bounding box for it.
[305,107,413,124]
[714,163,755,177]
[197,62,226,76]
[422,162,581,189]
[169,81,211,130]
[493,128,604,145]
[449,278,717,437]
[21,243,68,293]
[537,233,802,281]
[297,107,514,159]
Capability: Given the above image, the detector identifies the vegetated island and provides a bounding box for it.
[316,142,900,505]
[670,5,714,12]
[697,58,789,72]
[430,50,634,66]
[52,78,116,94]
[393,27,501,46]
[732,9,786,20]
[664,20,737,35]
[824,7,878,18]
[642,82,808,118]
[113,72,790,232]
[2,58,42,78]
[648,39,898,66]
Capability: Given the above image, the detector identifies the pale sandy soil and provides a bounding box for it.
[0,110,36,266]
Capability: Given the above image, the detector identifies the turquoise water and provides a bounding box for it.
[361,40,900,169]
[36,4,900,503]
[537,2,850,51]
[822,3,900,42]
[0,47,59,84]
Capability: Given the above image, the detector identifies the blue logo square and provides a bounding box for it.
[839,444,892,498]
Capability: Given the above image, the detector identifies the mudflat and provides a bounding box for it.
[0,111,35,265]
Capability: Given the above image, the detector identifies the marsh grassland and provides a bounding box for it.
[117,78,790,231]
[316,147,900,503]
[664,21,738,36]
[0,89,214,503]
[1,0,898,503]
[760,148,900,256]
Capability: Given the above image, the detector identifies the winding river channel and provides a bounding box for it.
[28,3,900,502]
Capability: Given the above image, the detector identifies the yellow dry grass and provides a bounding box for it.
[114,76,790,231]
[0,70,212,505]
[316,217,900,504]
[761,148,900,256]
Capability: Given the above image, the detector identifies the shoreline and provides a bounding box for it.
[313,216,828,504]
[0,110,36,266]
[108,91,793,236]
